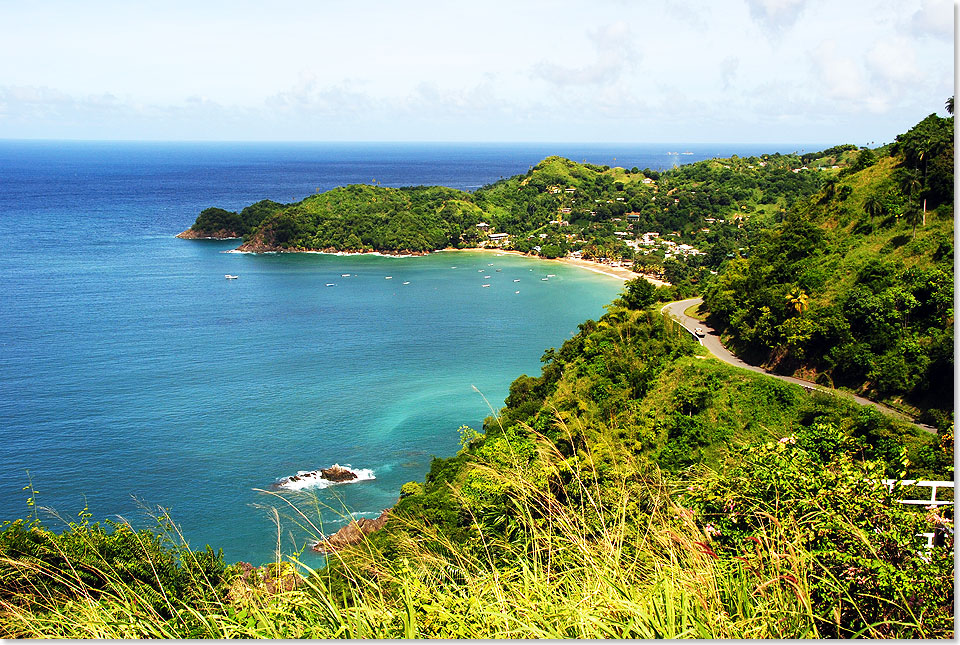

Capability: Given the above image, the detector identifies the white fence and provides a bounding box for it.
[880,479,954,549]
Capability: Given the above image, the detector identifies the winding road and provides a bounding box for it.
[661,298,938,435]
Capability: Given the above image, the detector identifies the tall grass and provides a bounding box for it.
[0,421,836,639]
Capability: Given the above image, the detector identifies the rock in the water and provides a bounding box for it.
[321,465,358,482]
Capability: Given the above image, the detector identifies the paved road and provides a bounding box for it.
[661,297,938,435]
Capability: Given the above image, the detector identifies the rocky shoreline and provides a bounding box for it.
[312,509,391,554]
[175,228,242,240]
[236,240,432,256]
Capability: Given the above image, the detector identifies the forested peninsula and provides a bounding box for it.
[2,107,953,638]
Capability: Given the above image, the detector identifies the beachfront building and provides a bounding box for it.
[486,232,510,248]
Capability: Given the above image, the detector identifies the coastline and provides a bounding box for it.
[437,247,669,286]
[212,239,670,286]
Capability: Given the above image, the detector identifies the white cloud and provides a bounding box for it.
[910,0,953,40]
[265,74,379,119]
[867,37,921,87]
[720,57,741,90]
[744,0,808,33]
[808,40,895,113]
[531,21,638,88]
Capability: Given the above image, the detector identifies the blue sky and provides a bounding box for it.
[0,0,953,143]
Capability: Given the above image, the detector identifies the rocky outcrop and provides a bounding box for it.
[319,465,358,482]
[175,228,242,239]
[312,509,390,554]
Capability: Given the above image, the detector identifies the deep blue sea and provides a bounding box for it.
[0,140,797,565]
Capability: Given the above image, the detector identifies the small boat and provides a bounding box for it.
[225,274,238,279]
[488,263,494,266]
[515,290,520,294]
[402,281,410,285]
[513,279,520,282]
[541,277,549,281]
[478,269,484,272]
[483,275,491,278]
[451,266,457,269]
[482,284,491,288]
[547,274,556,277]
[385,276,393,279]
[496,269,502,272]
[341,273,350,277]
[325,283,336,287]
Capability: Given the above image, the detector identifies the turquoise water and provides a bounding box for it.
[5,243,621,566]
[0,142,639,565]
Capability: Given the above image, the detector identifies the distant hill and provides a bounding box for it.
[177,149,827,261]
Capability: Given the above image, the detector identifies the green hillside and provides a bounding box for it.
[702,113,954,423]
[179,147,828,265]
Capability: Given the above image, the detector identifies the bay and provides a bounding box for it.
[0,140,790,564]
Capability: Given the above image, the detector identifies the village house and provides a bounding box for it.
[486,232,510,247]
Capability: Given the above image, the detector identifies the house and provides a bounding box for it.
[476,222,490,230]
[487,232,510,247]
[564,187,576,193]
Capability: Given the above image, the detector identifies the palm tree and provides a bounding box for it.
[823,177,838,198]
[904,202,923,239]
[947,96,954,116]
[863,193,885,220]
[900,168,923,204]
[785,286,809,316]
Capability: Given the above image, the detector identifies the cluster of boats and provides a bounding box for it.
[223,266,558,294]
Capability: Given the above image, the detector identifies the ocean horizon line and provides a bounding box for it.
[0,137,835,150]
